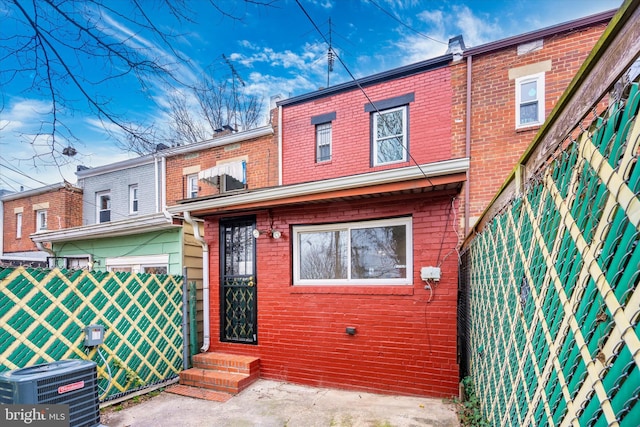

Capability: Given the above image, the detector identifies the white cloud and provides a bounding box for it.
[452,6,502,48]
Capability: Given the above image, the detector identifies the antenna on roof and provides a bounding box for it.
[327,17,334,87]
[222,53,245,131]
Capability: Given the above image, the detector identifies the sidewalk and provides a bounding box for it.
[101,379,460,427]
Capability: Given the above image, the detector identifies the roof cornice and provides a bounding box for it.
[30,212,180,243]
[1,182,81,201]
[157,125,274,157]
[76,155,157,178]
[277,53,453,107]
[168,157,470,215]
[464,9,616,57]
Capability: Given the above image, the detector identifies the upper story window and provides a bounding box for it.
[516,72,545,128]
[16,213,22,238]
[187,174,199,198]
[365,93,414,167]
[129,185,139,214]
[372,106,408,166]
[36,210,47,231]
[316,123,332,162]
[97,191,111,223]
[311,111,335,163]
[293,217,412,285]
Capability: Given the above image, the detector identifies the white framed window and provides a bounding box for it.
[129,185,139,214]
[516,72,545,128]
[293,217,412,285]
[372,106,408,166]
[187,174,199,198]
[97,191,111,223]
[105,254,169,274]
[36,210,47,231]
[16,213,22,238]
[316,122,332,162]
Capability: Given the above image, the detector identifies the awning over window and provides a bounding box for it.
[198,160,246,185]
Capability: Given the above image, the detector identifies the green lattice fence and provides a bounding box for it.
[463,77,640,426]
[0,266,183,401]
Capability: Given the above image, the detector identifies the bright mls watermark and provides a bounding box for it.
[1,404,69,427]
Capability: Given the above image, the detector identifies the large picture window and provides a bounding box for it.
[372,106,408,166]
[293,217,412,285]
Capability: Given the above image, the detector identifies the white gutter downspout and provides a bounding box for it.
[184,211,210,352]
[464,54,472,237]
[154,156,160,213]
[278,105,283,186]
[36,241,55,257]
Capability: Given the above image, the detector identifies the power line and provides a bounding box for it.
[367,0,447,45]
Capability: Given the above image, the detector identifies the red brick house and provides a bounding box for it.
[169,51,468,397]
[0,182,82,266]
[167,10,614,398]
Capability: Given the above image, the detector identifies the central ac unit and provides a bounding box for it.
[0,359,103,427]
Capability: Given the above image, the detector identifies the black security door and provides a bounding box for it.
[220,217,257,344]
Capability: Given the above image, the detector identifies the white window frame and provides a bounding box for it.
[105,254,169,274]
[515,72,545,129]
[129,185,139,214]
[372,105,408,166]
[187,174,199,198]
[96,191,111,223]
[316,122,332,162]
[36,209,47,232]
[16,213,22,238]
[293,217,413,286]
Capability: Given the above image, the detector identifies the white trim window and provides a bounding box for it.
[293,217,412,285]
[316,122,332,162]
[129,184,139,214]
[36,210,47,231]
[106,254,169,274]
[516,72,545,128]
[97,191,111,223]
[373,106,408,166]
[187,174,199,199]
[16,213,22,238]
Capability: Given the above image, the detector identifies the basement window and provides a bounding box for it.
[293,217,412,285]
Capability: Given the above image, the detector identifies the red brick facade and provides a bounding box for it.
[2,184,82,254]
[165,122,278,206]
[204,191,461,397]
[453,23,608,226]
[281,66,454,185]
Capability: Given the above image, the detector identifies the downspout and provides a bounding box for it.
[154,155,160,213]
[184,211,210,352]
[278,105,283,186]
[464,54,472,237]
[36,241,55,257]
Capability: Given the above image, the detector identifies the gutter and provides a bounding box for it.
[36,241,55,257]
[184,211,210,353]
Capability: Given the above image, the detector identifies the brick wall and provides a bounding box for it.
[203,191,460,397]
[166,127,278,206]
[281,67,454,185]
[3,186,83,253]
[461,24,607,226]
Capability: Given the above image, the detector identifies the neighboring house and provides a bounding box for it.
[1,182,82,266]
[451,9,614,233]
[168,42,469,397]
[166,10,615,399]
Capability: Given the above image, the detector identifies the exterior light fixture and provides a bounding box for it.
[253,229,282,239]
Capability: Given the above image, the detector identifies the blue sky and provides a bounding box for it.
[0,0,622,192]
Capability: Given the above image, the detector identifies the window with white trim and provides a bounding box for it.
[187,174,199,198]
[36,210,47,231]
[372,106,408,166]
[129,185,139,214]
[516,72,545,128]
[293,217,412,285]
[106,254,169,274]
[316,122,332,162]
[16,213,22,238]
[97,191,111,223]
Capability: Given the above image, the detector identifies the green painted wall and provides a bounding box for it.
[52,228,183,275]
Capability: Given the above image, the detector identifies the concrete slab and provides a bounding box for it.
[101,379,460,427]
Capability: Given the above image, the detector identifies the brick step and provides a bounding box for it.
[177,353,260,398]
[192,352,260,376]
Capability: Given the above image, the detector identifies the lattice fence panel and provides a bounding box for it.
[0,266,183,401]
[465,81,640,426]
